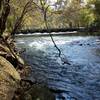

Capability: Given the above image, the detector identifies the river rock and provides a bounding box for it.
[0,56,21,100]
[17,84,55,100]
[0,43,25,65]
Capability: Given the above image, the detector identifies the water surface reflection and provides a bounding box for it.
[16,36,100,100]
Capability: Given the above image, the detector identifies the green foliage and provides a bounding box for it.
[94,0,100,15]
[1,0,100,33]
[88,0,100,28]
[79,8,95,27]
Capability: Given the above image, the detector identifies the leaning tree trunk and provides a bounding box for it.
[0,0,24,67]
[0,0,10,36]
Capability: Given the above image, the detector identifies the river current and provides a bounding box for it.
[15,35,100,100]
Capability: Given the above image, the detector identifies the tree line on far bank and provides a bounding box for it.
[0,0,100,37]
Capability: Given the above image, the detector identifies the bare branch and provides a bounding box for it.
[11,0,33,35]
[39,0,61,57]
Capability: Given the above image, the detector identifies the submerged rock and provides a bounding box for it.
[25,84,55,100]
[14,84,55,100]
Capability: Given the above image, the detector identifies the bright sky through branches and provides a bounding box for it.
[47,0,57,5]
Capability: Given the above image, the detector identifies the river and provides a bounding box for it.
[15,35,100,100]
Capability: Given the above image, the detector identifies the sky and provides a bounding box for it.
[47,0,57,5]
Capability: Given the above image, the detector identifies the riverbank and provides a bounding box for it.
[15,28,81,34]
[0,36,55,100]
[0,37,21,100]
[15,27,100,35]
[15,32,100,38]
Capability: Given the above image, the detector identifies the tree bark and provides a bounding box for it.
[0,0,10,35]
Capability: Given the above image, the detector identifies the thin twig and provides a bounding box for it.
[39,0,62,57]
[32,0,61,57]
[44,19,61,57]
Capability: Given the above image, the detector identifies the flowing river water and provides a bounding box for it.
[15,35,100,100]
